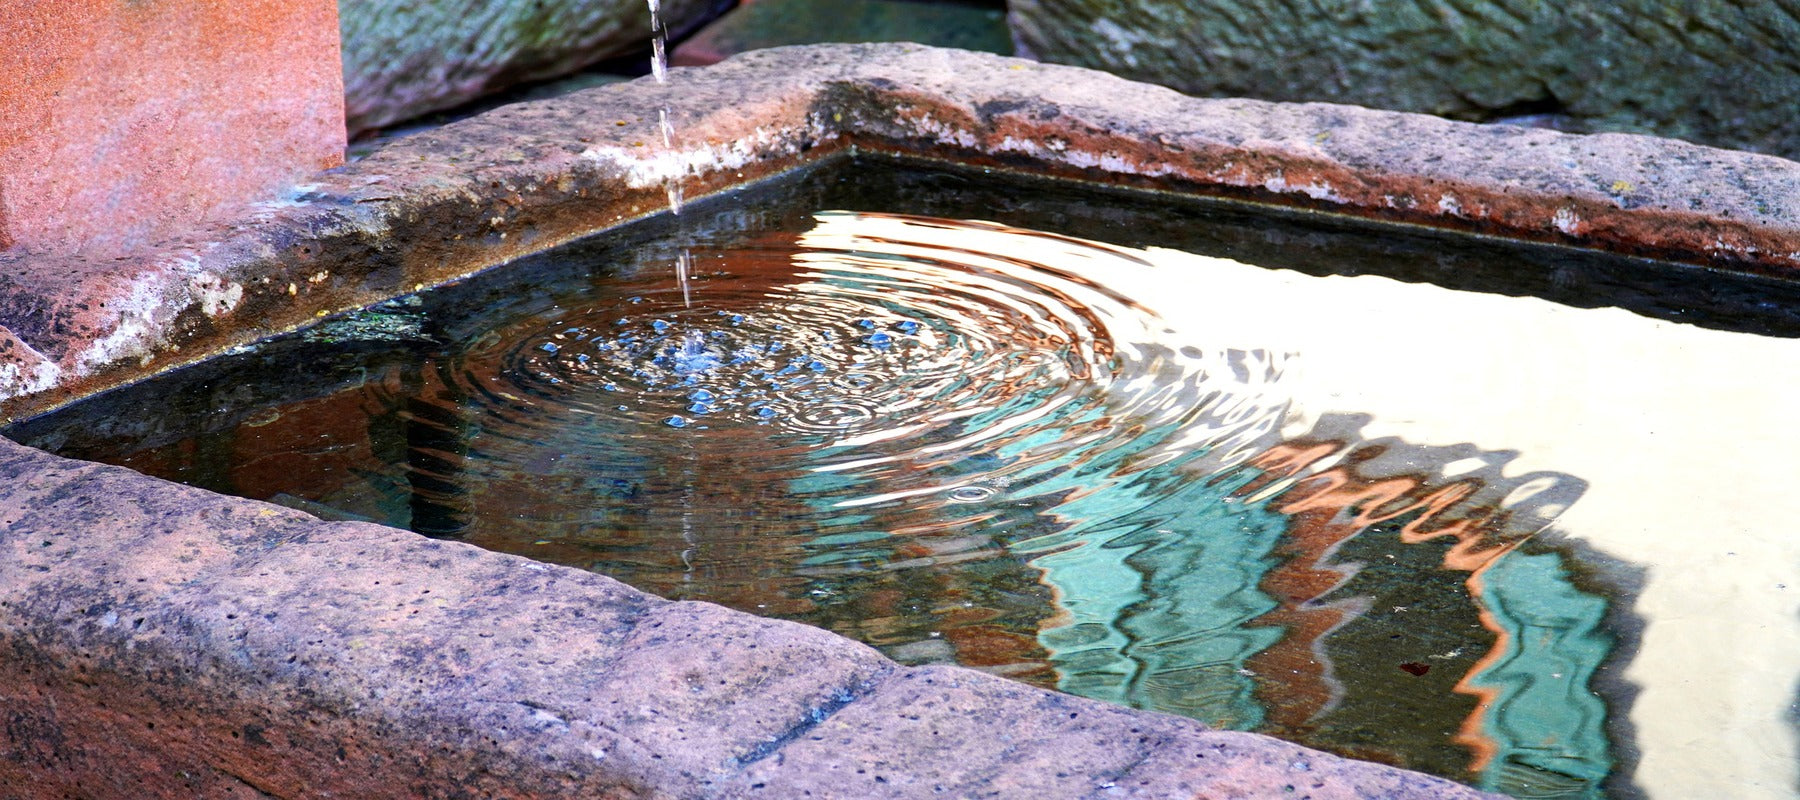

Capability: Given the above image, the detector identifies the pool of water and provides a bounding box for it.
[13,155,1800,800]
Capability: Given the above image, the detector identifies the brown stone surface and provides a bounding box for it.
[0,435,1498,798]
[0,0,345,259]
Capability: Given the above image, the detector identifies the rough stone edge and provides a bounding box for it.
[3,43,1799,424]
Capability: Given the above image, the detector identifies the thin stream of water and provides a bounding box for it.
[648,0,691,303]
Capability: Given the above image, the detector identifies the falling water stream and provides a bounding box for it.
[14,158,1800,800]
[647,0,692,306]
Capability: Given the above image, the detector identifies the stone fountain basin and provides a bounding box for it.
[2,43,1798,798]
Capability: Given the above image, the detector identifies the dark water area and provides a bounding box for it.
[19,155,1800,799]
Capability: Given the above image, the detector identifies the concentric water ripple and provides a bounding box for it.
[437,212,1285,526]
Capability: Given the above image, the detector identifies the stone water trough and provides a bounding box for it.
[2,44,1799,798]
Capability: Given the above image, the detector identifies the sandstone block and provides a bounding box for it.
[0,0,344,258]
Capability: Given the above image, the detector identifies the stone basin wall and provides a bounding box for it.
[3,43,1800,798]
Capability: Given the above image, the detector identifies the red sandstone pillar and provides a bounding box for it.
[0,0,345,258]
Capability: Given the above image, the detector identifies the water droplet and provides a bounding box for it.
[664,415,689,428]
[894,320,920,334]
[947,486,996,503]
[539,342,559,353]
[652,320,671,333]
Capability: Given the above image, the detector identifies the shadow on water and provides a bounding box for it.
[15,153,1773,798]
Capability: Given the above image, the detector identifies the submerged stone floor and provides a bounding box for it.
[4,43,1800,797]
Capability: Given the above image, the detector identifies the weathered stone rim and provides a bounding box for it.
[7,42,1799,797]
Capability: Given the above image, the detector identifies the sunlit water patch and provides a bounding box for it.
[16,175,1800,800]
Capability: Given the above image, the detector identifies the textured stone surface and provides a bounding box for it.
[0,0,344,258]
[340,0,725,135]
[0,435,1500,798]
[3,44,1799,426]
[1009,0,1800,160]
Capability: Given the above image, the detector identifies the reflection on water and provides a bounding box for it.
[12,167,1800,800]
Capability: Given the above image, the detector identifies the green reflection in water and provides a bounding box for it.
[1474,550,1614,798]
